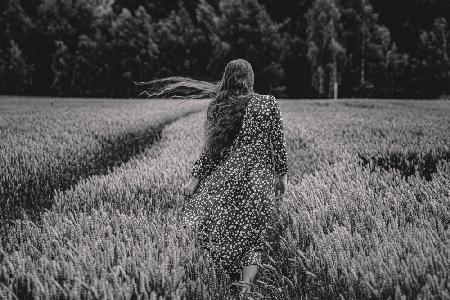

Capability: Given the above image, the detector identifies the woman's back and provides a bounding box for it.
[184,92,288,276]
[180,59,288,293]
[224,93,288,175]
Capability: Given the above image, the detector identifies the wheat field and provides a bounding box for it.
[1,97,449,299]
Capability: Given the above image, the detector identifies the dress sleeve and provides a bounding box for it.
[190,148,218,181]
[269,96,289,176]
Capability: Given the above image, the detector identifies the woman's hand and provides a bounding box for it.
[275,173,288,197]
[182,176,200,197]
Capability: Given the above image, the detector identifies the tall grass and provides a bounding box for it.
[1,111,233,299]
[0,97,206,219]
[1,99,449,299]
[253,99,450,299]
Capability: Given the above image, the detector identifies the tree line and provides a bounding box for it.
[0,0,449,98]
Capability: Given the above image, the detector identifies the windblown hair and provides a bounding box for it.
[203,59,255,161]
[135,59,256,162]
[134,76,217,99]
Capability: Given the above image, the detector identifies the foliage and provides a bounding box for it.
[214,0,286,95]
[0,0,449,98]
[51,5,159,97]
[409,18,450,98]
[0,40,34,93]
[306,0,346,98]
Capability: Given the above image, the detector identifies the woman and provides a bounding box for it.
[180,59,289,297]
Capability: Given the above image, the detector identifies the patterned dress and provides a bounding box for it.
[183,94,289,276]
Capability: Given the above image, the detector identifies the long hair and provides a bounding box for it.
[135,59,255,161]
[204,59,255,161]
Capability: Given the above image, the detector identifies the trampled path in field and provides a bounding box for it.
[47,109,200,212]
[51,110,210,216]
[0,97,206,221]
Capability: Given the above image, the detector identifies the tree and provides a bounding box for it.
[306,0,346,99]
[214,0,286,95]
[51,5,159,97]
[0,40,34,93]
[384,43,409,97]
[339,0,398,97]
[0,0,34,94]
[408,17,449,98]
[153,3,210,79]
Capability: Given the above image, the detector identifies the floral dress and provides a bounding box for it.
[183,94,289,276]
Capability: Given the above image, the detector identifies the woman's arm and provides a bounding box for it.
[269,96,289,176]
[183,149,215,197]
[190,148,218,181]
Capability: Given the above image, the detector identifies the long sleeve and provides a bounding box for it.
[190,148,219,181]
[269,96,289,176]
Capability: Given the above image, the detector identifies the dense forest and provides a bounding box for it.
[0,0,449,98]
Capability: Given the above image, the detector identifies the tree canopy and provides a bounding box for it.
[0,0,449,98]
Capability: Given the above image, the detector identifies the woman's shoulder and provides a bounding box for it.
[247,93,276,117]
[249,94,276,110]
[249,93,276,103]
